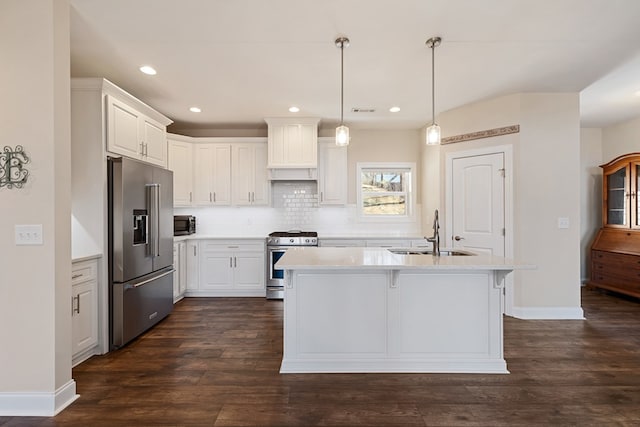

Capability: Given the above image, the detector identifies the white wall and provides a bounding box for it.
[0,0,75,416]
[328,129,422,205]
[580,128,603,282]
[428,93,583,317]
[602,116,640,160]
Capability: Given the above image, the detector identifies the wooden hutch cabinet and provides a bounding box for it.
[588,152,640,298]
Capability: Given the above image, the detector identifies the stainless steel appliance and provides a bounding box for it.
[174,215,196,236]
[108,157,174,349]
[266,231,318,299]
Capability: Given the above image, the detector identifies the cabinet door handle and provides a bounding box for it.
[251,192,255,203]
[320,192,324,203]
[72,295,80,315]
[234,256,237,268]
[140,141,145,155]
[210,192,212,202]
[193,246,197,257]
[189,192,192,202]
[213,192,216,202]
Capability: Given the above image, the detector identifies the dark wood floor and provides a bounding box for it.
[3,287,640,426]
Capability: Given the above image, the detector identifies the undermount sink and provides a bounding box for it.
[387,248,475,256]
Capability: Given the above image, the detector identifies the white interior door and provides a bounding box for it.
[451,153,505,256]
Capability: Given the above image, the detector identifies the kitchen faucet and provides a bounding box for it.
[425,209,440,256]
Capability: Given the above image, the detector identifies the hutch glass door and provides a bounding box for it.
[605,166,627,227]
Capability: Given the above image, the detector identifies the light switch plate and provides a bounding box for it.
[557,217,570,229]
[15,224,43,245]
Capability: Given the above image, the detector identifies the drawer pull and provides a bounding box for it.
[72,274,83,279]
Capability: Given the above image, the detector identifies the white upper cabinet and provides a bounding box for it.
[167,136,194,207]
[106,95,141,159]
[265,117,320,168]
[142,116,167,167]
[193,143,232,206]
[167,137,269,208]
[232,143,269,206]
[318,138,348,205]
[103,82,172,167]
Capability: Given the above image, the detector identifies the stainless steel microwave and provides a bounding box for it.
[173,215,196,236]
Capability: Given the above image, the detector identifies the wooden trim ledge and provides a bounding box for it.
[442,125,520,145]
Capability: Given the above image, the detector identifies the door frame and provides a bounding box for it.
[445,144,514,316]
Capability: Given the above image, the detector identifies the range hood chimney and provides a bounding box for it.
[265,117,320,181]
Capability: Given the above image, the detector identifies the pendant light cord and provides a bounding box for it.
[340,42,345,126]
[431,42,435,125]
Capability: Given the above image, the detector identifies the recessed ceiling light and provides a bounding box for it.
[389,106,401,113]
[139,65,157,75]
[289,106,300,113]
[189,107,202,113]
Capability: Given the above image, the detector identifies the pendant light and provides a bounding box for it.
[425,36,442,145]
[335,37,350,147]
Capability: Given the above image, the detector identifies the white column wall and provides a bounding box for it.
[0,0,74,416]
[516,93,581,310]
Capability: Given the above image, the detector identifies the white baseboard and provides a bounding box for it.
[0,379,78,416]
[511,306,585,320]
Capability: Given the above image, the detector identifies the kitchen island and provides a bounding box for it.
[276,246,531,374]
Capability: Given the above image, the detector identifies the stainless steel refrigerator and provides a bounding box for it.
[108,157,174,349]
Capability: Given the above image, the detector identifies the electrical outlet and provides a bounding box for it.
[557,217,570,229]
[15,224,43,245]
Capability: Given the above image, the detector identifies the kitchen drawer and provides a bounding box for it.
[72,259,97,285]
[366,239,412,248]
[200,240,265,253]
[319,239,366,247]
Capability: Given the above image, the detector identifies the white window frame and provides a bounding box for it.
[356,162,416,222]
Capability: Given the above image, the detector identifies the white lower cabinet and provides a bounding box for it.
[319,238,431,250]
[71,258,99,366]
[319,238,366,247]
[187,239,266,297]
[173,241,187,302]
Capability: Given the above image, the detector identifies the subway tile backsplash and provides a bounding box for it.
[272,181,318,228]
[174,181,421,237]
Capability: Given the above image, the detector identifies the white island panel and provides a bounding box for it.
[395,273,492,355]
[295,271,388,356]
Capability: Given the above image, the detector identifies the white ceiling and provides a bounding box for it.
[69,0,640,131]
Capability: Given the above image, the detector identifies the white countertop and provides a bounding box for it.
[276,247,534,271]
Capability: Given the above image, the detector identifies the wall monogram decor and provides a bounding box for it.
[0,145,30,189]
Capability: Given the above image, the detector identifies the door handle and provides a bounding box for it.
[454,235,465,241]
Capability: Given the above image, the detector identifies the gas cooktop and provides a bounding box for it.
[268,231,318,238]
[267,231,318,246]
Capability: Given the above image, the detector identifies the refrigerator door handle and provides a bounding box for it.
[147,183,161,257]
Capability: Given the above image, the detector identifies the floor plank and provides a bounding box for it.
[3,288,640,426]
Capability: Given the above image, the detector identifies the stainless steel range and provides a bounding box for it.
[266,231,318,299]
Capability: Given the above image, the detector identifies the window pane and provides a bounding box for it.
[363,194,406,215]
[361,171,405,193]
